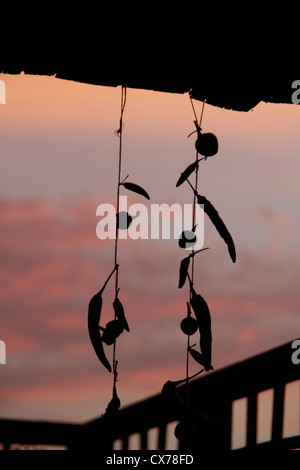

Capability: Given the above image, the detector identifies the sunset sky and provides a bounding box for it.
[0,73,299,440]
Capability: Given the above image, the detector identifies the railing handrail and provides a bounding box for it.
[0,338,299,449]
[105,339,299,439]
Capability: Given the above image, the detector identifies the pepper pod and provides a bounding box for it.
[113,297,130,332]
[116,211,132,229]
[180,302,198,336]
[87,267,119,373]
[88,291,112,372]
[101,319,124,345]
[178,248,209,289]
[176,160,200,188]
[188,345,213,372]
[195,193,236,263]
[194,121,218,157]
[178,230,197,249]
[180,316,198,336]
[174,420,195,441]
[190,287,213,372]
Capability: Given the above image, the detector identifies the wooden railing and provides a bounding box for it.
[107,339,300,450]
[1,339,299,450]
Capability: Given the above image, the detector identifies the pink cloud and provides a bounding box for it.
[248,207,295,254]
[0,197,299,422]
[237,326,258,345]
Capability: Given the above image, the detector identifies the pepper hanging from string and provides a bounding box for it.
[184,96,211,398]
[87,86,151,422]
[112,85,127,391]
[112,87,151,386]
[171,93,223,447]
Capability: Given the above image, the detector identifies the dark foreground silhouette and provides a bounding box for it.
[0,340,299,450]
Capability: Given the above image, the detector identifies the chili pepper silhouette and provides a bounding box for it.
[178,229,197,249]
[113,297,130,332]
[87,265,118,373]
[178,248,210,289]
[181,315,198,336]
[190,286,213,371]
[185,179,236,263]
[101,319,124,345]
[188,345,213,371]
[178,256,191,289]
[116,212,132,229]
[174,420,195,441]
[88,292,111,372]
[176,160,200,187]
[120,181,150,200]
[196,193,236,263]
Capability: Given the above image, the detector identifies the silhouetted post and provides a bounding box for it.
[272,383,284,440]
[246,392,257,447]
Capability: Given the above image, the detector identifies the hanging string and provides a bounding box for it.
[189,91,198,125]
[199,99,206,128]
[113,85,127,386]
[189,97,206,291]
[189,92,206,129]
[114,86,127,297]
[185,149,198,402]
[191,157,199,286]
[188,94,206,293]
[185,95,206,407]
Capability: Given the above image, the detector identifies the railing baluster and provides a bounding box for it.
[272,383,285,441]
[246,392,257,447]
[158,423,166,450]
[122,434,128,450]
[219,399,232,450]
[140,428,147,450]
[178,437,184,451]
